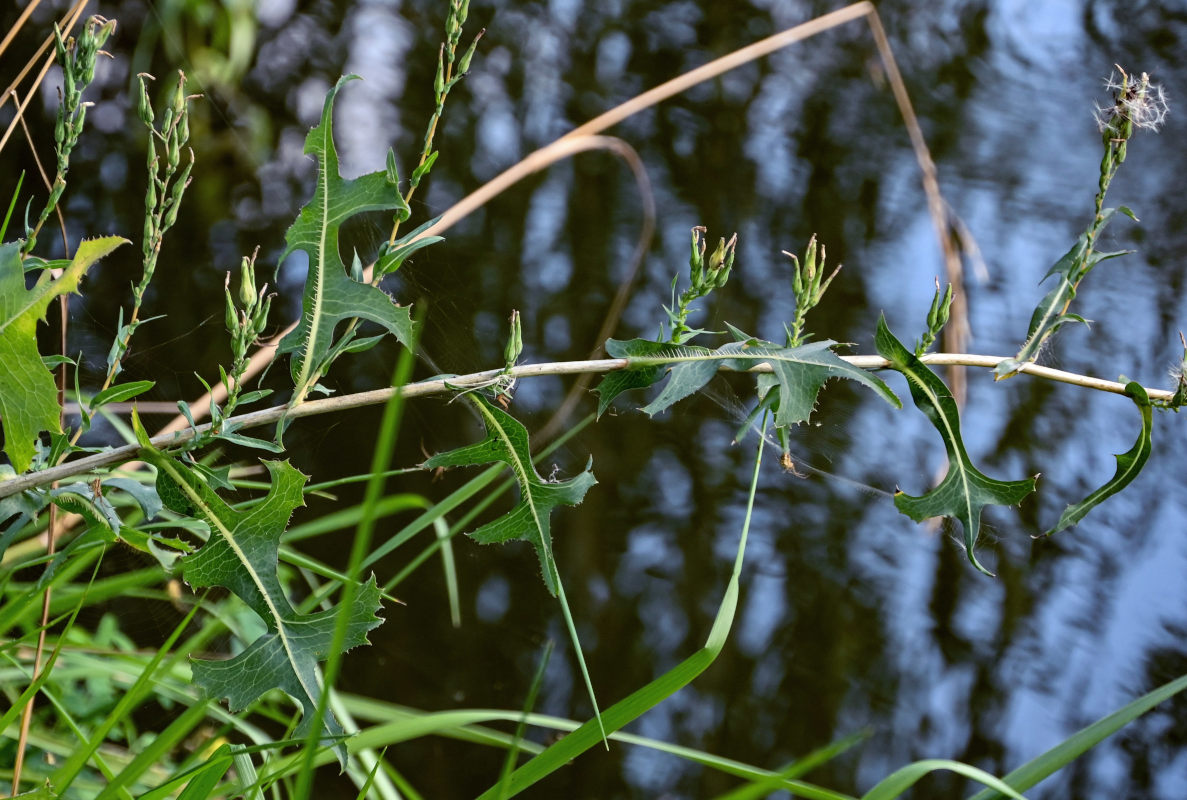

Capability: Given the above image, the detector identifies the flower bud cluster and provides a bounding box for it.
[916,278,953,356]
[24,16,116,254]
[783,234,840,347]
[136,71,197,301]
[224,249,273,365]
[668,227,738,344]
[52,16,115,152]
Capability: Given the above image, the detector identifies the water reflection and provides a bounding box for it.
[3,0,1187,796]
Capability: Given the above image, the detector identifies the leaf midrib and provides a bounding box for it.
[0,266,70,336]
[902,361,975,529]
[160,457,315,707]
[294,120,334,396]
[471,397,554,570]
[628,349,836,368]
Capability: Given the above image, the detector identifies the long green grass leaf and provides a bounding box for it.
[967,671,1187,800]
[862,759,1027,800]
[50,583,204,795]
[496,641,553,799]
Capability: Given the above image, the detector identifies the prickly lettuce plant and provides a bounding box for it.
[274,75,416,414]
[995,67,1168,380]
[4,4,1187,797]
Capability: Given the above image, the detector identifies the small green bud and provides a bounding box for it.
[170,158,193,206]
[786,251,803,297]
[503,309,522,368]
[689,226,706,286]
[238,255,256,308]
[254,293,273,337]
[167,130,181,168]
[707,233,737,286]
[74,103,88,137]
[162,197,180,229]
[136,74,155,124]
[94,17,117,49]
[172,72,187,117]
[160,107,174,137]
[435,46,446,97]
[224,279,238,333]
[802,235,818,285]
[457,29,484,75]
[708,237,727,272]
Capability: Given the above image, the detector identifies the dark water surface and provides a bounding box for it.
[3,1,1187,797]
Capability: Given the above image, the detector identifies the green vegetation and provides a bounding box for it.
[1,4,1183,798]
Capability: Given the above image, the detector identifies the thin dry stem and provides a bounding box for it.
[0,353,1172,507]
[0,0,46,64]
[0,0,89,158]
[863,10,970,403]
[7,7,88,791]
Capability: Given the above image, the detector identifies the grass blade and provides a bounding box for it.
[967,671,1187,800]
[472,412,771,798]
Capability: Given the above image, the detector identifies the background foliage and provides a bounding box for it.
[2,1,1187,797]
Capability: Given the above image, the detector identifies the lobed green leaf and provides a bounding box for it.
[0,236,127,471]
[133,413,383,764]
[423,395,596,595]
[876,316,1035,576]
[275,75,415,404]
[1044,381,1152,536]
[598,336,900,428]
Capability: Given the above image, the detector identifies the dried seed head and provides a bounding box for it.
[1094,67,1168,136]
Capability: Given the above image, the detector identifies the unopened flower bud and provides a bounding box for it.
[136,73,155,124]
[238,256,256,308]
[458,30,483,75]
[504,309,522,367]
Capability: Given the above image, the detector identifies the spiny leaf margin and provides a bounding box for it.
[132,411,382,764]
[1043,381,1152,536]
[875,315,1036,576]
[276,74,416,404]
[596,335,900,426]
[0,236,127,471]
